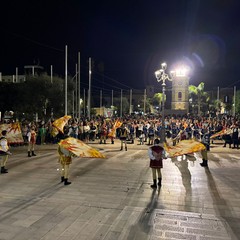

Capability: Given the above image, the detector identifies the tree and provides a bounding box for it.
[151,93,165,114]
[0,74,71,121]
[188,82,209,116]
[152,93,164,106]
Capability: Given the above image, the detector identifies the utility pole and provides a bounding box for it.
[233,86,236,117]
[144,89,146,113]
[87,57,92,119]
[78,52,81,119]
[120,89,123,117]
[129,89,132,114]
[65,45,68,115]
[75,63,78,119]
[50,65,53,84]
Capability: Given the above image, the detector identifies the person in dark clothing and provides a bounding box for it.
[118,124,129,151]
[200,132,210,167]
[222,134,232,148]
[231,126,239,149]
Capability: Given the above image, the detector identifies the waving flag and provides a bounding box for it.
[164,139,206,158]
[58,137,105,158]
[0,122,24,144]
[108,119,122,138]
[210,128,232,139]
[51,115,71,136]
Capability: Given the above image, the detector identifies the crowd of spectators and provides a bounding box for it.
[6,113,239,149]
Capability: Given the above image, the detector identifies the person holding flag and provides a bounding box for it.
[57,144,73,185]
[27,126,37,157]
[57,136,105,185]
[108,119,122,144]
[148,138,167,188]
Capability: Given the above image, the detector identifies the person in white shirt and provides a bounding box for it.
[0,130,11,174]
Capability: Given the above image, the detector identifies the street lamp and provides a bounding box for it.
[155,62,174,143]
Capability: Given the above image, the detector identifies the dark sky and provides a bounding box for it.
[1,0,240,92]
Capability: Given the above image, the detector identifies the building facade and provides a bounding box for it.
[171,69,190,114]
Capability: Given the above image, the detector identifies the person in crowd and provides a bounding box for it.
[107,121,115,144]
[222,133,232,148]
[118,123,129,151]
[148,124,155,145]
[143,123,148,142]
[148,138,166,188]
[68,122,79,139]
[139,131,145,145]
[128,122,135,144]
[170,124,179,146]
[200,130,210,167]
[78,121,84,141]
[185,124,192,139]
[57,144,73,185]
[83,121,90,143]
[231,125,239,149]
[136,121,143,139]
[27,126,37,157]
[99,121,108,144]
[39,123,47,144]
[21,123,29,145]
[89,121,97,141]
[179,127,187,141]
[0,130,11,174]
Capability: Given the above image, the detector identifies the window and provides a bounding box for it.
[178,92,182,100]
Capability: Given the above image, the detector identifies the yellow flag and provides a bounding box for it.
[58,137,105,158]
[164,139,206,157]
[52,115,71,133]
[108,120,122,138]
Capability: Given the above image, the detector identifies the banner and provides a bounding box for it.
[0,122,24,144]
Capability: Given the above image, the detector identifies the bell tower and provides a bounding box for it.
[171,68,189,112]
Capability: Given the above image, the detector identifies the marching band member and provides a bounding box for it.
[148,138,167,188]
[27,126,37,157]
[57,145,73,185]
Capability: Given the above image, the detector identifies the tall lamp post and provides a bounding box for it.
[155,62,174,143]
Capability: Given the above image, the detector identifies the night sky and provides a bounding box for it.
[1,0,240,93]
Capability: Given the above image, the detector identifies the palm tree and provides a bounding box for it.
[189,82,209,116]
[152,93,165,112]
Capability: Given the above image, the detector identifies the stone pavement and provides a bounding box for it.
[0,139,239,240]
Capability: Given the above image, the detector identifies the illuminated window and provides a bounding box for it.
[178,92,182,100]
